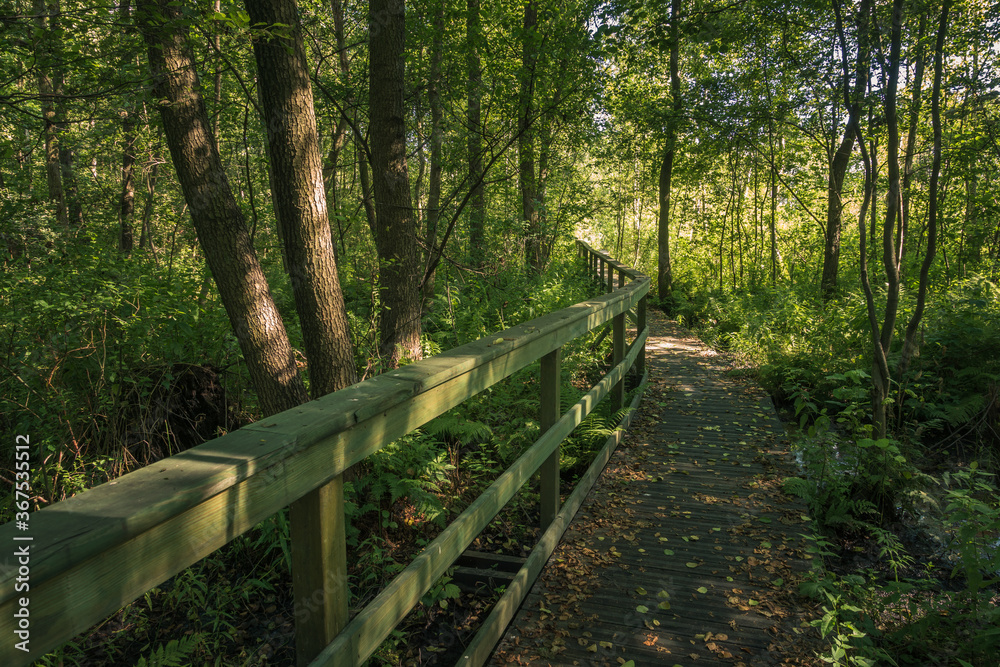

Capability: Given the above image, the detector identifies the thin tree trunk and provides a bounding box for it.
[822,0,870,301]
[467,0,485,267]
[900,9,928,272]
[138,0,309,416]
[370,0,422,367]
[657,0,681,306]
[247,0,358,397]
[898,0,949,378]
[423,3,444,309]
[520,0,540,273]
[33,0,66,226]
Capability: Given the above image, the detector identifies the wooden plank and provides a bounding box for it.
[612,312,625,410]
[290,477,348,666]
[539,348,561,529]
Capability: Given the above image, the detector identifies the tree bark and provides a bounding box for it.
[138,0,309,416]
[520,0,541,273]
[246,0,358,398]
[370,0,422,367]
[821,0,870,301]
[32,0,66,226]
[898,0,950,378]
[466,0,485,268]
[657,0,681,307]
[423,2,444,308]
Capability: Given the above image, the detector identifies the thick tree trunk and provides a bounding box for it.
[138,0,309,416]
[466,0,485,268]
[370,0,422,367]
[247,0,358,398]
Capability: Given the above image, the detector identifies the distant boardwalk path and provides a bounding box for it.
[489,309,817,666]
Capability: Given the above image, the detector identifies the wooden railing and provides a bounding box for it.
[0,241,648,666]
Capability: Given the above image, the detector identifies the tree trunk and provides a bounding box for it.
[900,9,928,272]
[519,0,541,273]
[821,0,870,301]
[370,0,422,367]
[657,0,681,307]
[898,0,950,378]
[32,0,66,226]
[247,0,358,397]
[466,0,485,268]
[138,0,309,416]
[423,2,444,308]
[119,115,138,253]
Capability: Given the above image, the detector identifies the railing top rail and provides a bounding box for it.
[577,240,646,282]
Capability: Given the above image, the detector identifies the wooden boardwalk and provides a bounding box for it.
[489,310,815,666]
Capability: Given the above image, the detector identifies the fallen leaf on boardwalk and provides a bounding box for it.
[635,586,647,595]
[696,586,708,594]
[636,605,649,613]
[686,562,700,568]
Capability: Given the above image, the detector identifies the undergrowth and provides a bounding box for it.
[673,276,1000,665]
[16,243,635,665]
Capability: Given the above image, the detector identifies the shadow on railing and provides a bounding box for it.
[0,241,649,666]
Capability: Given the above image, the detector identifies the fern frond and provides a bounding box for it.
[136,635,202,667]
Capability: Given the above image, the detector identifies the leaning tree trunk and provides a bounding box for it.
[370,0,423,367]
[138,0,309,416]
[246,0,357,398]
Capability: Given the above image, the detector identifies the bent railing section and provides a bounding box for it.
[0,241,648,666]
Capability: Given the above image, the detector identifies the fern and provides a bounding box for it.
[423,413,493,444]
[135,635,202,667]
[943,393,986,427]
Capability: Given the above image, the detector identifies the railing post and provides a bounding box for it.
[612,310,625,411]
[598,256,605,288]
[606,261,614,292]
[637,294,647,379]
[539,348,561,529]
[290,478,349,666]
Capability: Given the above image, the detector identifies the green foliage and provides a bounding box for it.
[134,635,203,667]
